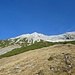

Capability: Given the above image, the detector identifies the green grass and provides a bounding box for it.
[0,40,75,59]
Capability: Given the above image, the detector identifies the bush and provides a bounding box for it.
[48,56,54,61]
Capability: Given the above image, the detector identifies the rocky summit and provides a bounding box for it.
[0,32,75,48]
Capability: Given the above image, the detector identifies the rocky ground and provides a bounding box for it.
[0,44,75,75]
[0,44,21,55]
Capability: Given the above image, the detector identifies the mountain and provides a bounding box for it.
[0,32,75,48]
[0,32,75,75]
[10,32,75,42]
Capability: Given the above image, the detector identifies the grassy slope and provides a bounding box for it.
[0,40,75,59]
[0,43,75,75]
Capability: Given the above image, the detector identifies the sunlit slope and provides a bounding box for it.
[0,44,75,75]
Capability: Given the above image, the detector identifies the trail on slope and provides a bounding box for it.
[0,44,21,55]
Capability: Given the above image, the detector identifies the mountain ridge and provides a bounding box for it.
[10,31,75,42]
[0,31,75,48]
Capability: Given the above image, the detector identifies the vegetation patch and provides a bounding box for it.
[48,56,54,61]
[0,40,75,59]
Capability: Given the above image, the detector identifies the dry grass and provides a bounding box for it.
[0,44,75,75]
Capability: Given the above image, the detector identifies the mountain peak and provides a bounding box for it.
[10,31,75,43]
[32,32,39,34]
[0,31,75,49]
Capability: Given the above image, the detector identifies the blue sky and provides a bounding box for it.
[0,0,75,39]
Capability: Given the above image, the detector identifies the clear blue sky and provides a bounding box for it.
[0,0,75,39]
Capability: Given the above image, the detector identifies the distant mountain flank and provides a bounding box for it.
[10,31,75,42]
[0,32,75,48]
[0,31,75,56]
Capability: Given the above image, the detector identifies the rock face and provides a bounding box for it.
[0,32,75,48]
[0,44,75,75]
[10,32,75,43]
